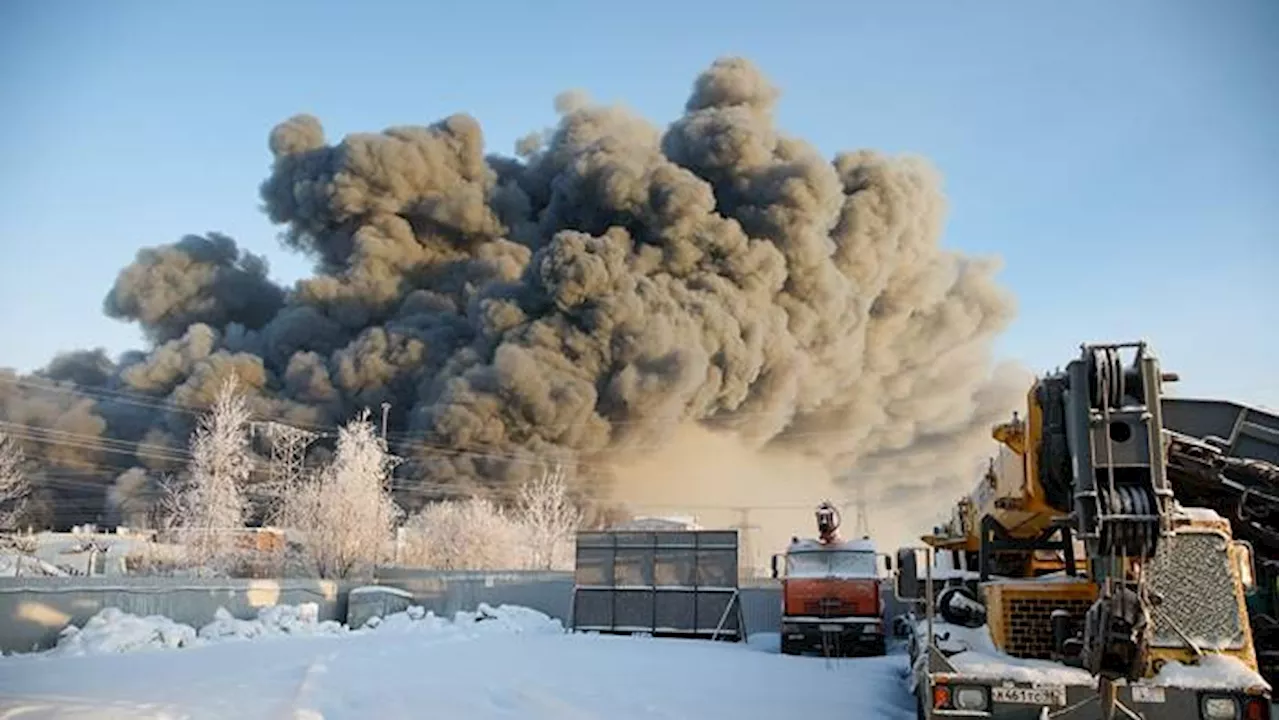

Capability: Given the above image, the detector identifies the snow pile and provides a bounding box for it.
[453,603,565,636]
[946,650,1096,686]
[199,603,346,641]
[916,619,997,655]
[916,620,1269,692]
[0,619,915,720]
[1152,654,1272,691]
[41,602,563,658]
[349,585,414,600]
[0,551,68,577]
[363,604,448,633]
[915,620,1094,686]
[53,608,200,656]
[367,603,565,638]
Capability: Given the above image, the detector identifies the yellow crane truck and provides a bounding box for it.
[895,341,1275,720]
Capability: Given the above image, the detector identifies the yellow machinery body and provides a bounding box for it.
[978,512,1260,678]
[925,383,1263,681]
[923,385,1084,576]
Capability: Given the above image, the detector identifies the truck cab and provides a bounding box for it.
[772,535,889,656]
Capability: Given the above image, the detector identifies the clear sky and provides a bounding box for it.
[1,0,1276,407]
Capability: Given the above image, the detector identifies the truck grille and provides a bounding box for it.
[1004,595,1094,659]
[1148,532,1244,650]
[805,598,847,616]
[985,581,1097,660]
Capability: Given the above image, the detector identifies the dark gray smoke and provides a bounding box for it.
[104,233,286,344]
[0,57,1020,527]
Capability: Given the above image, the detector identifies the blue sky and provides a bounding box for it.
[0,0,1275,407]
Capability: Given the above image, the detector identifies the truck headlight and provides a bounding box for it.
[1200,696,1239,720]
[952,686,989,711]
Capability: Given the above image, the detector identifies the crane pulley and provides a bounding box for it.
[815,501,841,544]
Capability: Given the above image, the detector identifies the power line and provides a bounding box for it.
[1,374,937,451]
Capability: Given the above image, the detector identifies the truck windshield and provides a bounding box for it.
[787,551,878,578]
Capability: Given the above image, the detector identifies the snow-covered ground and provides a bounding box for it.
[0,603,917,719]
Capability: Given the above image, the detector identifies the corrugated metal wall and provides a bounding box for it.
[0,571,905,655]
[371,570,786,636]
[0,577,345,653]
[372,568,575,623]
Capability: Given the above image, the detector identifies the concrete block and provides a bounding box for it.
[346,585,416,628]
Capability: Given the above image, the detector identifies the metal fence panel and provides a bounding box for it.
[570,530,744,638]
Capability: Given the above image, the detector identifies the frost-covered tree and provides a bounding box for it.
[401,498,531,570]
[153,473,187,534]
[177,376,254,572]
[516,463,583,570]
[284,410,402,579]
[0,431,30,531]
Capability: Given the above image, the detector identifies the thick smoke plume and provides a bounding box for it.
[0,58,1022,534]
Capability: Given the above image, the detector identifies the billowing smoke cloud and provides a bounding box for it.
[0,57,1022,533]
[105,467,160,529]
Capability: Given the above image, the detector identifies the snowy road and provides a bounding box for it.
[0,622,916,719]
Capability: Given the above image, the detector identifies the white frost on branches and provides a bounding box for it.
[400,498,531,571]
[0,431,30,531]
[400,466,584,571]
[283,410,402,579]
[176,377,254,572]
[517,464,584,570]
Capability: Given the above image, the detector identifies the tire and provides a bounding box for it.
[870,637,887,657]
[780,636,800,655]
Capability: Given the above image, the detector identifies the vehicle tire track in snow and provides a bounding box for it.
[484,684,617,720]
[0,694,187,719]
[278,651,337,720]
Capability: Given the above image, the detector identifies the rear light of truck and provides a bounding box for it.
[1242,696,1269,720]
[1198,694,1270,720]
[932,682,989,712]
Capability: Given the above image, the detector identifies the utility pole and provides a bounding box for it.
[256,421,317,521]
[853,485,871,538]
[729,506,762,579]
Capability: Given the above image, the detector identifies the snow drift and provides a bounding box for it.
[40,602,563,658]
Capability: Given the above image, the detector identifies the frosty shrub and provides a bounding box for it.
[401,498,532,571]
[283,411,402,579]
[396,464,584,571]
[174,377,253,573]
[0,430,30,531]
[516,464,583,570]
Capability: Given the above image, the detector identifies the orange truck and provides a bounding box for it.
[770,501,889,657]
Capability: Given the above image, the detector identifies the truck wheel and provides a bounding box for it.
[780,637,799,655]
[871,637,887,657]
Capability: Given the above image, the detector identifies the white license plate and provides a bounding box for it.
[991,685,1066,706]
[1131,686,1166,703]
[818,624,844,632]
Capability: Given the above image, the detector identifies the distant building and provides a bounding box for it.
[611,515,701,531]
